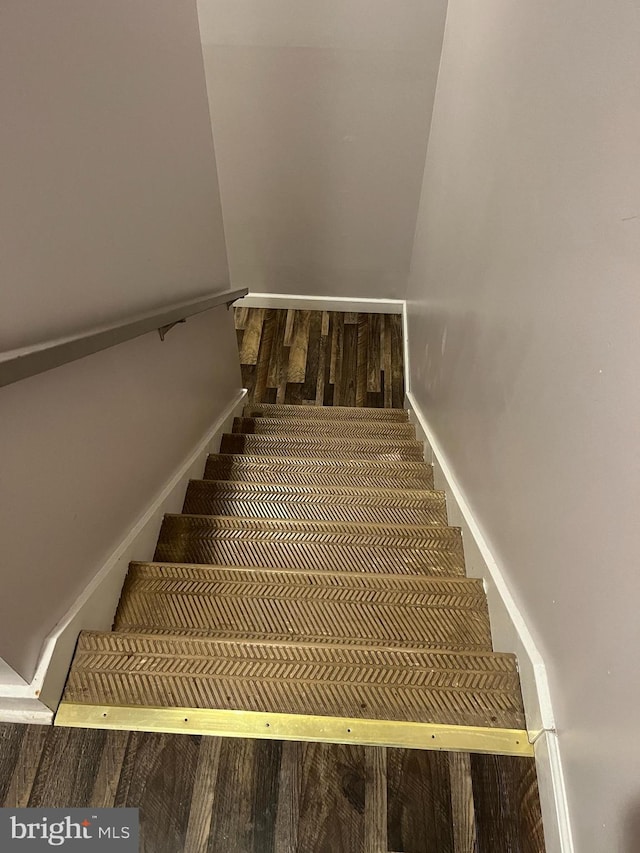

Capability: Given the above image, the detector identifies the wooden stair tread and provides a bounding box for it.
[185,479,444,502]
[127,562,482,593]
[61,631,525,729]
[243,403,409,421]
[159,513,460,542]
[57,393,531,753]
[220,433,424,460]
[205,454,435,489]
[232,417,416,438]
[115,562,491,649]
[183,481,447,525]
[154,537,464,577]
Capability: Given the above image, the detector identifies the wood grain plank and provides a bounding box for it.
[28,726,107,808]
[241,364,257,406]
[471,755,545,853]
[274,741,304,853]
[367,313,382,393]
[315,323,328,406]
[365,748,387,853]
[115,731,200,853]
[337,321,357,406]
[383,315,393,408]
[90,730,130,808]
[0,724,26,805]
[184,737,222,853]
[283,310,296,346]
[387,748,455,853]
[449,752,478,853]
[234,306,250,331]
[2,724,48,808]
[356,314,368,407]
[329,312,344,387]
[267,310,288,389]
[301,312,322,401]
[344,312,359,324]
[296,742,365,853]
[207,738,281,853]
[253,740,283,853]
[254,309,277,403]
[288,310,312,383]
[321,311,330,337]
[239,308,266,365]
[389,314,405,408]
[323,314,335,405]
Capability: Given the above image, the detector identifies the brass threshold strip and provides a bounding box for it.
[54,703,533,757]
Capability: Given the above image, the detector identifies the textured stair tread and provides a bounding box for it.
[187,479,444,503]
[243,404,409,421]
[128,562,483,595]
[205,455,434,489]
[116,563,491,648]
[233,417,416,439]
[220,433,424,460]
[63,631,525,729]
[154,534,464,576]
[183,481,447,525]
[159,514,462,546]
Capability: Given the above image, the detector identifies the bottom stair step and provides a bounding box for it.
[58,630,529,754]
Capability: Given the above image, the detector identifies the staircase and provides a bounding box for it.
[56,403,531,757]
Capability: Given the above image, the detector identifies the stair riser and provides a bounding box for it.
[220,434,424,460]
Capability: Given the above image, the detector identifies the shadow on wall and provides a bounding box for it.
[624,802,640,852]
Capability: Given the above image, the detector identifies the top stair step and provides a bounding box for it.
[243,403,408,422]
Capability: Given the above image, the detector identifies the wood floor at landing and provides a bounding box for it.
[0,723,544,852]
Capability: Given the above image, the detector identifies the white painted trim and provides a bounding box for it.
[0,389,247,720]
[235,292,404,315]
[406,390,574,853]
[401,300,411,394]
[534,731,575,853]
[0,697,53,725]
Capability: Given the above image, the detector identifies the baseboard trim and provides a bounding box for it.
[235,292,405,315]
[406,391,574,853]
[0,697,53,725]
[0,389,247,720]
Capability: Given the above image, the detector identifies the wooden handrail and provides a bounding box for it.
[0,287,248,389]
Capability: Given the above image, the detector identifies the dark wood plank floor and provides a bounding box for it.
[0,724,544,852]
[235,308,405,408]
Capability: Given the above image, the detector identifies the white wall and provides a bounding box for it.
[197,0,447,299]
[407,1,640,851]
[0,1,241,680]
